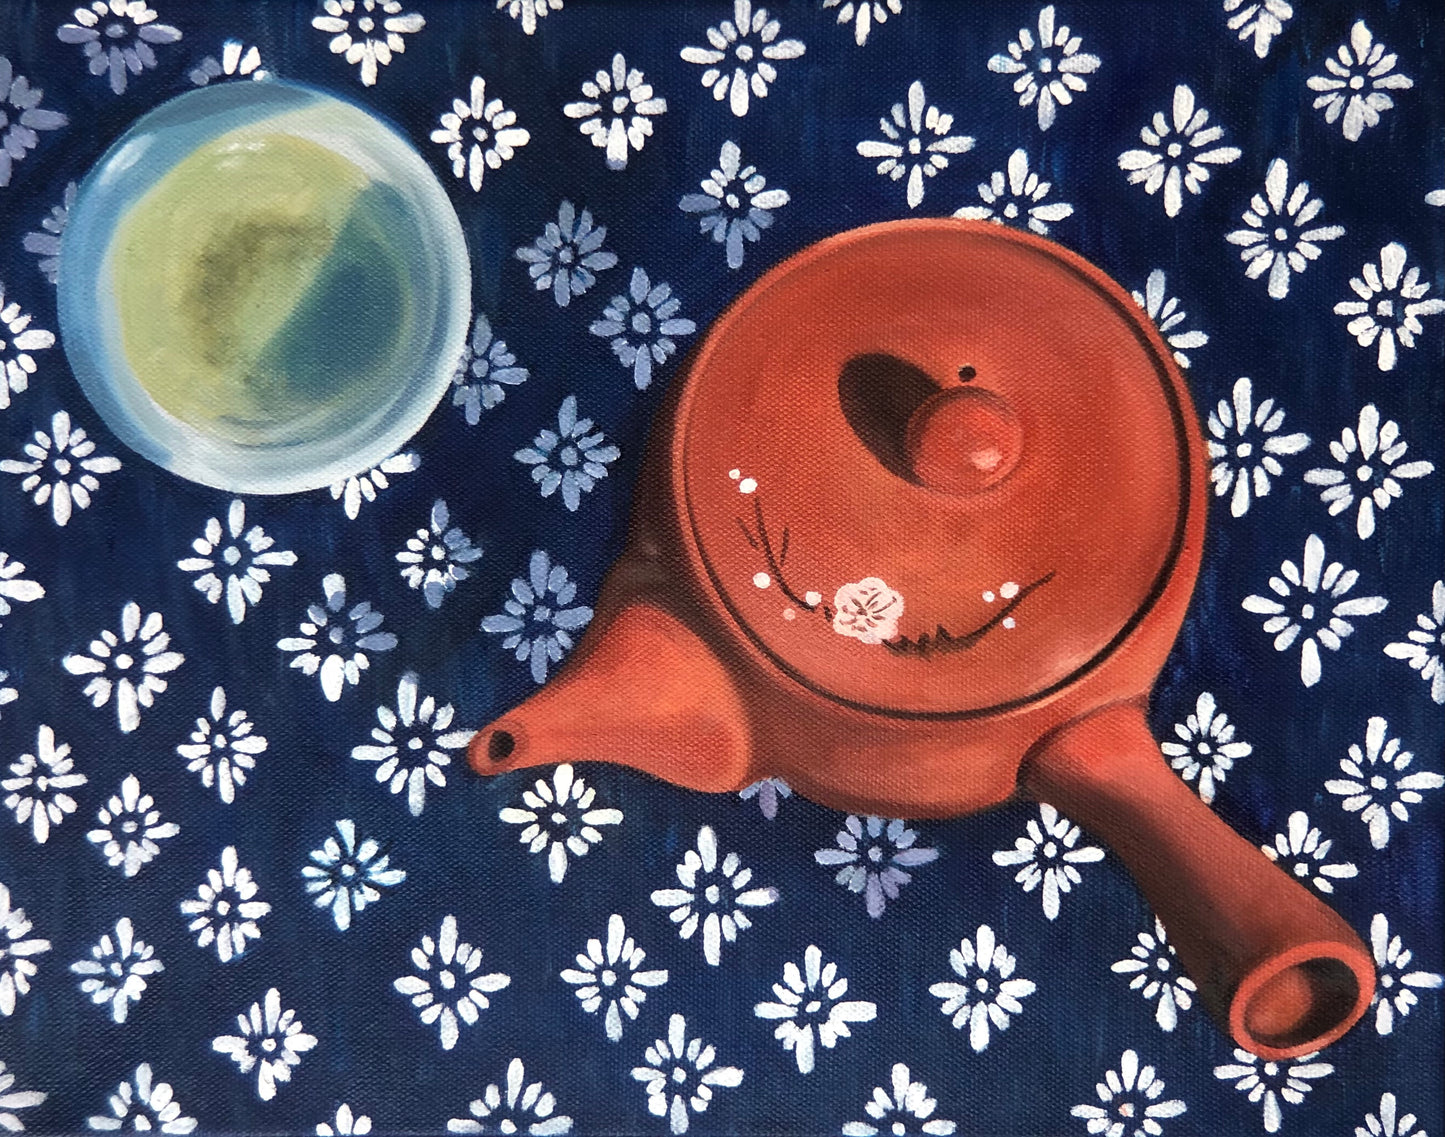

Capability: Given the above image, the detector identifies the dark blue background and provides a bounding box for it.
[0,1,1440,1133]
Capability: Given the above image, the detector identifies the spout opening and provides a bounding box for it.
[487,730,516,763]
[1230,941,1374,1058]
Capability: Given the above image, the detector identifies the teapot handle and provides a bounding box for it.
[1021,702,1374,1058]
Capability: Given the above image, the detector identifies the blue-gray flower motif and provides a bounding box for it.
[0,57,69,188]
[514,396,621,512]
[815,815,940,918]
[680,140,790,269]
[396,499,482,609]
[515,200,619,308]
[482,551,593,685]
[56,1,183,96]
[22,182,75,284]
[590,268,697,390]
[452,314,528,423]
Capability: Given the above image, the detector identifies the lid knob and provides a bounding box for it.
[904,386,1022,494]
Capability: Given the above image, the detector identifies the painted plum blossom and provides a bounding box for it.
[832,578,905,644]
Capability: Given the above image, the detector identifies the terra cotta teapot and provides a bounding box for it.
[468,219,1374,1059]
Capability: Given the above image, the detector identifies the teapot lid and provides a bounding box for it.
[675,220,1192,717]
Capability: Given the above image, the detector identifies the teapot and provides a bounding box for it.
[468,219,1374,1058]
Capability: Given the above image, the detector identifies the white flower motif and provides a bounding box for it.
[1260,811,1358,894]
[1333,243,1445,372]
[1118,85,1240,217]
[330,451,419,519]
[814,815,939,917]
[680,0,806,118]
[179,845,271,963]
[1213,1048,1331,1133]
[0,282,55,410]
[841,1063,956,1137]
[563,53,666,171]
[63,602,185,732]
[316,1104,371,1135]
[0,672,14,717]
[176,687,267,804]
[1206,377,1310,518]
[1131,270,1208,368]
[988,5,1101,131]
[927,925,1036,1052]
[754,944,877,1073]
[189,38,267,85]
[1241,533,1388,687]
[0,1060,45,1131]
[0,881,51,1017]
[447,1058,572,1135]
[352,672,472,816]
[1326,717,1444,849]
[397,499,483,609]
[69,916,163,1024]
[1304,405,1434,539]
[56,1,182,95]
[823,0,901,46]
[1225,159,1344,299]
[312,0,423,86]
[277,573,398,701]
[177,499,297,624]
[1368,912,1443,1036]
[1223,0,1293,59]
[22,180,76,284]
[1110,918,1197,1031]
[679,140,790,269]
[431,76,529,191]
[302,819,405,931]
[3,724,86,844]
[0,551,44,630]
[1355,1092,1427,1137]
[831,578,905,644]
[499,764,623,883]
[632,1013,743,1135]
[856,81,974,209]
[953,148,1074,234]
[497,0,561,36]
[590,267,697,390]
[87,775,179,877]
[1307,21,1414,141]
[0,56,70,190]
[739,776,791,819]
[481,550,594,685]
[651,825,778,965]
[452,315,529,421]
[212,987,318,1101]
[560,913,668,1042]
[393,914,511,1051]
[1428,189,1445,207]
[991,803,1105,919]
[514,396,621,513]
[1072,1049,1187,1137]
[1,410,122,526]
[1159,691,1252,804]
[515,201,618,309]
[87,1063,196,1133]
[1384,581,1445,705]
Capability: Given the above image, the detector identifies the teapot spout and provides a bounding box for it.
[469,601,754,794]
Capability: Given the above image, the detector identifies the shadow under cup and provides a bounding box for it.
[58,79,471,494]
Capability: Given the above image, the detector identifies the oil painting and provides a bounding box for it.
[0,2,1440,1135]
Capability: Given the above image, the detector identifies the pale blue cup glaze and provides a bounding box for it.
[58,79,472,494]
